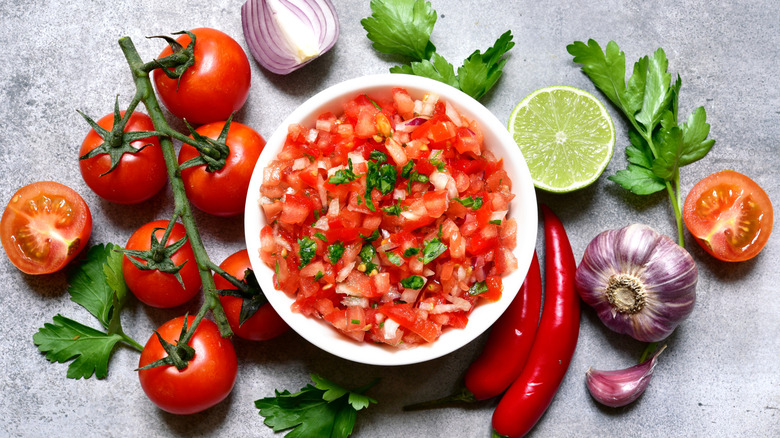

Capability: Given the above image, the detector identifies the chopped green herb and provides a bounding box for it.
[489,219,502,225]
[329,158,360,185]
[381,203,403,216]
[328,241,345,264]
[400,275,425,290]
[403,247,420,257]
[407,171,429,194]
[468,281,489,295]
[453,196,483,210]
[298,237,317,269]
[351,319,361,325]
[364,154,398,211]
[386,252,404,266]
[314,209,321,221]
[314,271,324,281]
[429,150,446,172]
[360,229,381,242]
[359,243,379,274]
[400,161,414,178]
[370,149,388,163]
[365,94,383,110]
[419,237,447,264]
[303,152,316,162]
[314,232,328,241]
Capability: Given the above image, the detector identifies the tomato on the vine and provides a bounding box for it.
[79,111,167,204]
[179,121,266,217]
[214,249,289,341]
[683,170,773,262]
[153,28,251,125]
[122,220,201,308]
[1,181,92,275]
[138,316,238,415]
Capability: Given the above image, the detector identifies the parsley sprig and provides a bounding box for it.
[256,374,378,438]
[568,40,715,246]
[33,244,142,379]
[362,0,514,100]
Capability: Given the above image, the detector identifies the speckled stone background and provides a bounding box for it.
[0,1,778,437]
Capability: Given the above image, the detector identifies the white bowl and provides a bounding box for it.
[245,74,537,366]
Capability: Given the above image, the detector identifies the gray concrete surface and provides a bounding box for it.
[1,0,778,436]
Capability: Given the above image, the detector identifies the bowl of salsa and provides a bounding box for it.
[245,74,537,365]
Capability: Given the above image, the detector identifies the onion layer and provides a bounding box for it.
[241,0,339,74]
[575,224,697,342]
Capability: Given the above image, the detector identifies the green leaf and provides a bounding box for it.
[624,55,648,118]
[419,237,447,264]
[634,47,672,132]
[679,106,715,166]
[256,374,377,438]
[651,112,685,180]
[361,0,437,61]
[608,165,666,195]
[392,52,459,89]
[328,242,345,265]
[468,281,488,296]
[329,159,360,185]
[385,252,404,266]
[457,31,515,100]
[33,314,124,380]
[298,237,317,269]
[567,39,629,113]
[67,243,126,328]
[400,275,425,289]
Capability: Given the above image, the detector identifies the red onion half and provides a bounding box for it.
[241,0,339,74]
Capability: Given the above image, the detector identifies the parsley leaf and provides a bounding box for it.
[381,203,403,216]
[328,241,345,264]
[359,243,379,274]
[34,243,139,380]
[428,150,446,172]
[360,229,381,242]
[386,252,404,266]
[314,232,328,241]
[567,39,715,246]
[360,0,437,61]
[419,237,447,264]
[363,0,513,101]
[329,159,360,185]
[298,237,317,269]
[403,247,420,257]
[400,275,425,289]
[468,281,488,296]
[364,154,398,211]
[256,374,378,438]
[453,196,483,210]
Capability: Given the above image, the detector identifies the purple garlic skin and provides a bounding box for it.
[575,224,697,342]
[586,346,666,408]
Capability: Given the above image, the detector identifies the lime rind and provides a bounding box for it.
[508,85,615,193]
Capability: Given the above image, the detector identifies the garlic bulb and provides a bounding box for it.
[586,345,666,408]
[575,224,697,342]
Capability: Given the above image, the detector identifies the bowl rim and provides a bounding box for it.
[244,73,537,366]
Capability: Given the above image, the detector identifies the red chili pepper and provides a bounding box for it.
[402,253,543,410]
[492,204,580,438]
[464,251,542,400]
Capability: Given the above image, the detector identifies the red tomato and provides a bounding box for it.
[214,249,289,341]
[79,111,167,204]
[122,220,201,308]
[1,181,92,275]
[683,170,773,261]
[138,316,237,415]
[153,28,251,125]
[179,121,266,217]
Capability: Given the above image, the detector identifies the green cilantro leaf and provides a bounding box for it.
[369,150,388,163]
[400,161,414,179]
[390,52,459,89]
[453,196,483,210]
[400,275,425,289]
[419,237,447,264]
[359,243,379,274]
[381,203,403,216]
[314,232,328,242]
[33,314,124,380]
[256,374,378,438]
[328,242,345,265]
[298,237,317,269]
[329,159,360,185]
[360,229,381,242]
[67,243,127,328]
[428,150,447,172]
[314,271,324,281]
[489,219,502,225]
[468,281,488,295]
[457,30,515,100]
[403,247,420,257]
[385,252,404,266]
[361,0,437,61]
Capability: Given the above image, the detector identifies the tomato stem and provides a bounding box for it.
[117,36,232,338]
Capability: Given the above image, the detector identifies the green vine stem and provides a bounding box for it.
[118,35,232,338]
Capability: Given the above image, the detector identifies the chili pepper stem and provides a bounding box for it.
[402,386,477,411]
[117,35,232,338]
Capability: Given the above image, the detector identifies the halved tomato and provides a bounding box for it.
[683,170,773,262]
[1,181,92,274]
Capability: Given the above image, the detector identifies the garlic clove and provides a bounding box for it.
[585,345,666,408]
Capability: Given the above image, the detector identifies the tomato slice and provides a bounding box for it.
[683,170,773,262]
[1,181,92,274]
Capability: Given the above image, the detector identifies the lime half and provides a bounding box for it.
[508,85,615,193]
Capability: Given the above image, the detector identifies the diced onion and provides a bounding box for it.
[445,101,463,127]
[292,157,309,170]
[395,117,428,133]
[241,0,339,75]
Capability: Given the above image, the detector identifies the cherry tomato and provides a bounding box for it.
[1,181,92,274]
[153,28,251,125]
[79,111,167,204]
[683,170,773,262]
[138,316,238,415]
[213,249,289,341]
[122,220,201,308]
[178,121,265,217]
